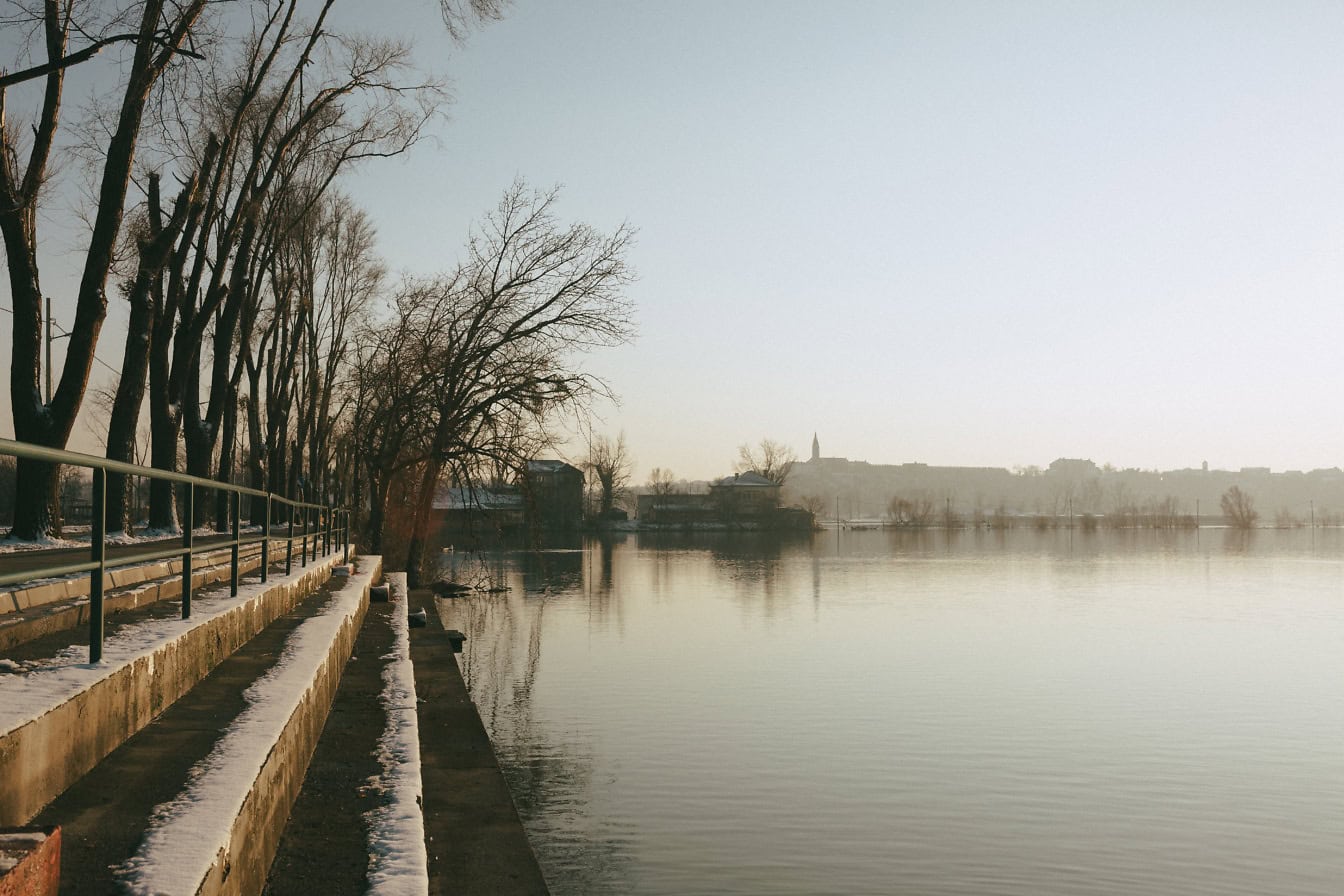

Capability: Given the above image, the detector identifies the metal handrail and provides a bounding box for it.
[0,438,352,662]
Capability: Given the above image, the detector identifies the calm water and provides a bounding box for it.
[434,528,1344,895]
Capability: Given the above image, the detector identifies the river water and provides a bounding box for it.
[433,528,1344,895]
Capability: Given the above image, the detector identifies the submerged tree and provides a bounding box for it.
[1221,486,1258,530]
[584,432,631,517]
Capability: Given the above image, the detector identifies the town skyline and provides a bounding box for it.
[8,3,1344,494]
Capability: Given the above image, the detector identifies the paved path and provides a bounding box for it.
[0,527,332,580]
[33,580,345,895]
[408,586,550,896]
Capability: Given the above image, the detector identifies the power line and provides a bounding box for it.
[0,304,122,378]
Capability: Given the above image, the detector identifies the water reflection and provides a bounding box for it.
[435,529,1344,896]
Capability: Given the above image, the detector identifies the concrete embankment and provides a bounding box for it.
[0,551,347,828]
[408,585,550,895]
[27,557,378,896]
[0,540,272,651]
[2,555,548,895]
[266,577,550,895]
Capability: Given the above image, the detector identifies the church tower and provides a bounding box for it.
[811,432,820,462]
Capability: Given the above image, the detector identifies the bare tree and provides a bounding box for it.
[647,467,676,496]
[735,438,796,486]
[888,494,936,527]
[352,182,636,579]
[132,3,440,531]
[2,0,209,539]
[797,494,825,516]
[585,432,631,517]
[1221,486,1258,530]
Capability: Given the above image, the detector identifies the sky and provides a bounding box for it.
[8,1,1344,482]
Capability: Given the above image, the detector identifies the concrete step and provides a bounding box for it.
[0,550,351,829]
[268,574,551,896]
[30,556,379,896]
[0,539,312,652]
[264,581,402,895]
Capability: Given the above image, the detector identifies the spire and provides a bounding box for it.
[811,432,820,462]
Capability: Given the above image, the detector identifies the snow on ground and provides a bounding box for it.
[1,528,278,599]
[0,533,82,553]
[1,523,268,551]
[0,553,343,735]
[114,557,380,896]
[365,572,429,895]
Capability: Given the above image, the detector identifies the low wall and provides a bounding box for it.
[0,544,270,652]
[122,557,380,896]
[0,553,346,827]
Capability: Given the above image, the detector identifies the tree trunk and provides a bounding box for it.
[366,471,390,555]
[105,259,159,534]
[214,385,238,531]
[3,0,206,540]
[404,460,440,588]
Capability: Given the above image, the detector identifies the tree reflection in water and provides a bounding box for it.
[433,543,633,894]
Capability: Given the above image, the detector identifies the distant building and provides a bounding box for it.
[521,460,585,530]
[709,471,782,518]
[636,470,809,530]
[431,458,585,537]
[1046,458,1100,479]
[636,492,717,526]
[432,486,526,535]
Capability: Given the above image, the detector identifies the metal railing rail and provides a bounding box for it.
[0,438,352,662]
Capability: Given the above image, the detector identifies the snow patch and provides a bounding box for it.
[365,572,429,895]
[114,558,380,896]
[0,555,343,736]
[0,534,81,553]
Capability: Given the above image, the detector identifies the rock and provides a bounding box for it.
[370,584,391,603]
[408,608,429,628]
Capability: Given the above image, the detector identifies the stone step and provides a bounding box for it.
[30,556,379,896]
[264,575,405,895]
[0,535,339,652]
[0,550,351,829]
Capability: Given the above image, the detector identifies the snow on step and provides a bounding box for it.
[0,558,334,735]
[114,558,379,896]
[365,572,429,895]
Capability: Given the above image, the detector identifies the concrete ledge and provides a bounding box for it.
[0,545,270,653]
[1,541,268,616]
[122,557,381,896]
[0,552,347,827]
[410,587,550,895]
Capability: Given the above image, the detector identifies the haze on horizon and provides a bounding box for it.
[5,1,1344,482]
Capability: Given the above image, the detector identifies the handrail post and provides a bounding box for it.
[324,506,332,556]
[301,504,309,567]
[230,490,240,597]
[89,468,106,663]
[261,494,271,584]
[286,501,294,575]
[182,484,194,618]
[343,509,350,565]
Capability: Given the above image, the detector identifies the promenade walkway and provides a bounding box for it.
[0,549,548,895]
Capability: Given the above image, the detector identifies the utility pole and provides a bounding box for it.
[45,297,52,405]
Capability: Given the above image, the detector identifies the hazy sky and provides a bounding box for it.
[9,1,1344,481]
